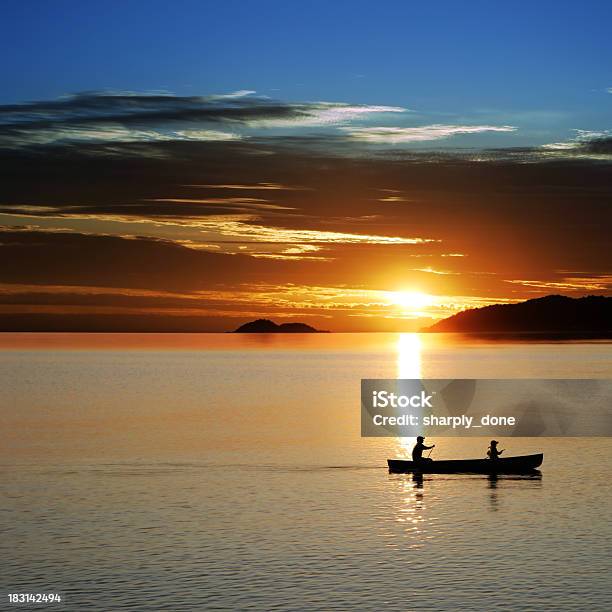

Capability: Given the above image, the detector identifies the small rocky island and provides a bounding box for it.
[425,295,611,334]
[233,319,328,333]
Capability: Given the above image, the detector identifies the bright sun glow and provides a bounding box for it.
[389,291,435,310]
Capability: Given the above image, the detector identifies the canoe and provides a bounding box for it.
[387,453,543,474]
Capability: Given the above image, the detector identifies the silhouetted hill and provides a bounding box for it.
[233,319,327,333]
[425,295,611,334]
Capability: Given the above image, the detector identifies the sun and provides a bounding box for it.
[389,291,434,310]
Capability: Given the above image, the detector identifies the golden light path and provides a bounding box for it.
[397,332,423,456]
[397,333,422,379]
[393,334,428,535]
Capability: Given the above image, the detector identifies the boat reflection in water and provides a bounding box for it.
[487,471,542,511]
[388,470,542,528]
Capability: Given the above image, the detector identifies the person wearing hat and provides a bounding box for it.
[412,436,435,463]
[487,440,504,460]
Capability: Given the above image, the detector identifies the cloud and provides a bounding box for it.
[145,197,295,212]
[342,124,516,143]
[505,276,612,292]
[0,199,297,220]
[411,267,457,275]
[378,196,410,202]
[579,137,612,155]
[185,183,310,191]
[249,103,404,128]
[0,199,438,261]
[212,90,257,99]
[173,215,436,246]
[542,129,611,148]
[171,129,242,141]
[0,124,242,147]
[0,91,405,149]
[541,131,612,159]
[5,90,610,165]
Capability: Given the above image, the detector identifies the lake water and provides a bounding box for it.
[1,333,611,610]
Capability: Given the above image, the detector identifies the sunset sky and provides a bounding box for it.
[1,1,611,331]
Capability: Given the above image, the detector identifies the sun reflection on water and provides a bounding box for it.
[397,332,422,379]
[393,335,427,542]
[397,333,422,456]
[380,474,430,548]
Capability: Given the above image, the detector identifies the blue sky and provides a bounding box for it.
[2,0,611,147]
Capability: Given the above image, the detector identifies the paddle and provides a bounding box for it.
[426,447,434,459]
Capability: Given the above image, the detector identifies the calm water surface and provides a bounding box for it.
[1,333,611,610]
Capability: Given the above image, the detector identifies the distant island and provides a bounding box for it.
[425,295,611,334]
[233,319,328,333]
